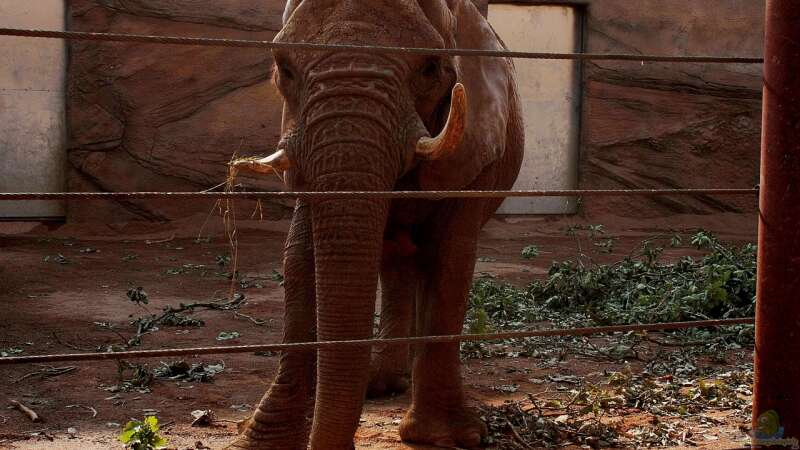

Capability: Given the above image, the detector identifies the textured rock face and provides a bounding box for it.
[579,0,764,217]
[67,0,289,222]
[66,0,764,221]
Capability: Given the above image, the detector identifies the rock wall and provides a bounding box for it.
[579,0,763,218]
[66,0,290,222]
[66,0,764,222]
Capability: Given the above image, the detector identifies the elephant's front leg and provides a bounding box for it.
[399,201,487,449]
[227,202,316,450]
[367,247,418,398]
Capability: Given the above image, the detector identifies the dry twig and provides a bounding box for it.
[51,332,90,351]
[66,404,98,418]
[14,366,77,384]
[506,419,535,449]
[9,400,41,422]
[145,235,176,245]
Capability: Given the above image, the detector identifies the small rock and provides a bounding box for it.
[190,409,215,427]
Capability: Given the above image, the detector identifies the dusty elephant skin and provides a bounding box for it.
[226,0,523,448]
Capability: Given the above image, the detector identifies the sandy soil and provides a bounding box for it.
[0,211,757,449]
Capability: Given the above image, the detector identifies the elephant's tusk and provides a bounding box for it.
[229,150,291,177]
[415,83,467,161]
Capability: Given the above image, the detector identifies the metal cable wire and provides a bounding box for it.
[0,28,764,64]
[0,318,754,365]
[0,188,759,201]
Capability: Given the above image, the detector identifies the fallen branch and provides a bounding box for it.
[233,311,266,326]
[506,419,535,449]
[14,366,77,384]
[124,294,263,350]
[9,400,41,422]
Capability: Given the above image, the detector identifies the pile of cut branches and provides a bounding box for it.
[466,230,755,334]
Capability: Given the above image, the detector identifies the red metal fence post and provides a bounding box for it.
[752,0,800,445]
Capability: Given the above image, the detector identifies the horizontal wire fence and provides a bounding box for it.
[0,188,759,201]
[0,25,761,368]
[0,318,754,365]
[0,28,764,64]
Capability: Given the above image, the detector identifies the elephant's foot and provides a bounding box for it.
[366,348,411,398]
[223,419,310,450]
[399,404,487,448]
[224,429,354,450]
[222,424,270,450]
[222,382,312,449]
[366,365,410,398]
[222,433,257,450]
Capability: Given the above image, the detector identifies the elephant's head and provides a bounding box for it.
[249,0,516,447]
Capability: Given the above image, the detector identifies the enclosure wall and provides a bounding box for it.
[64,0,764,222]
[578,0,763,219]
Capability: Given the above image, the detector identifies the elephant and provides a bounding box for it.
[226,0,523,448]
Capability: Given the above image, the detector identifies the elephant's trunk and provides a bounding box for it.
[309,190,388,448]
[301,66,401,447]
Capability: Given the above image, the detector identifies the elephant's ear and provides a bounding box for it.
[469,0,488,17]
[417,0,515,190]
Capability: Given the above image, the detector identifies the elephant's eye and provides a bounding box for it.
[421,58,440,78]
[273,56,298,89]
[277,63,296,83]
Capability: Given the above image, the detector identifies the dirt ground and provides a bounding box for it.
[0,209,758,449]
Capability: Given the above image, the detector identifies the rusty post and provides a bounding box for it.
[752,0,800,446]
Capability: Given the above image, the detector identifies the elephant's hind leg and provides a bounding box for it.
[227,202,316,450]
[367,246,418,398]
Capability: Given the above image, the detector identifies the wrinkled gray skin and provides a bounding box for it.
[226,0,523,448]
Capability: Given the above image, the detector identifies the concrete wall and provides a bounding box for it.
[0,0,67,218]
[489,4,581,214]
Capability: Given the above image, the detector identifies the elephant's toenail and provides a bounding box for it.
[434,438,457,448]
[465,432,482,446]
